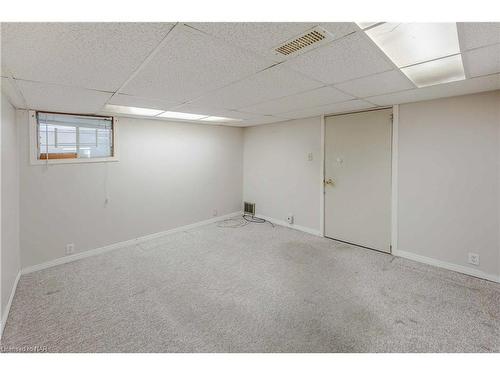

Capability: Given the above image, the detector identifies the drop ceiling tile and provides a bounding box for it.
[284,31,393,84]
[187,22,316,61]
[108,94,180,111]
[366,74,500,106]
[187,22,357,62]
[121,26,275,102]
[458,22,500,50]
[280,99,375,120]
[1,23,175,92]
[190,65,323,110]
[241,86,354,115]
[17,80,112,114]
[318,23,359,37]
[1,77,26,108]
[169,104,256,120]
[335,70,415,98]
[463,44,500,78]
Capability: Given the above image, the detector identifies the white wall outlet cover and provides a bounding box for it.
[307,152,314,161]
[468,252,480,266]
[65,243,75,255]
[287,215,294,224]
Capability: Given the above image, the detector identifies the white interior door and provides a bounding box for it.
[324,108,392,253]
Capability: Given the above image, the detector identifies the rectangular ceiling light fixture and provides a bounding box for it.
[200,116,241,122]
[360,22,465,87]
[401,54,465,88]
[102,105,241,123]
[157,111,207,120]
[103,104,164,116]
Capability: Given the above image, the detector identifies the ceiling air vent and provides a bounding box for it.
[273,26,333,57]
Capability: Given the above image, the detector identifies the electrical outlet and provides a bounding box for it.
[65,243,75,255]
[287,214,294,224]
[468,252,480,266]
[307,152,313,161]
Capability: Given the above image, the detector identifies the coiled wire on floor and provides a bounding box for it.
[217,215,275,228]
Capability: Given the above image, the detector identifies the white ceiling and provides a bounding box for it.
[1,23,176,92]
[188,64,324,109]
[1,22,499,127]
[282,31,395,84]
[187,22,358,62]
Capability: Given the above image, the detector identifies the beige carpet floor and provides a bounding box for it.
[1,218,499,352]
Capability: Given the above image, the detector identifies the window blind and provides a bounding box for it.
[37,112,113,160]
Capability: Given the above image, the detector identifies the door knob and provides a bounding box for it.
[324,178,335,186]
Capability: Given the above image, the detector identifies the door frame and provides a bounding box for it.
[320,105,399,254]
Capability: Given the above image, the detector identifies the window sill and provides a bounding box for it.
[30,156,119,166]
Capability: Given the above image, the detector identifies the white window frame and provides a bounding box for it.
[29,110,119,165]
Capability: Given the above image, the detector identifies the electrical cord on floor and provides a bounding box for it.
[217,215,275,228]
[217,217,248,228]
[243,214,275,228]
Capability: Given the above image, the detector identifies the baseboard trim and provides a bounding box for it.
[1,271,21,340]
[256,214,322,237]
[392,249,500,283]
[21,211,243,275]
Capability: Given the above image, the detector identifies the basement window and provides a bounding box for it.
[31,111,118,164]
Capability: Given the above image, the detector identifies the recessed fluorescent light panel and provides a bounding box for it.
[401,54,465,88]
[103,104,163,116]
[102,105,242,123]
[363,23,465,87]
[200,116,240,122]
[157,111,207,120]
[366,23,460,66]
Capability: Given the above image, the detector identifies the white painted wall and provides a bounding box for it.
[18,113,243,268]
[242,91,500,281]
[1,93,21,329]
[243,117,322,233]
[397,91,500,278]
[10,90,500,282]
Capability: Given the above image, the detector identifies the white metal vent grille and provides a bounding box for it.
[273,26,333,57]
